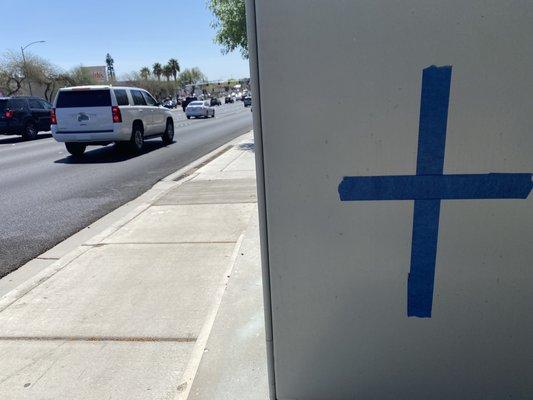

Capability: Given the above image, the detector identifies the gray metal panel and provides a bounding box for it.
[251,0,533,399]
[246,0,277,397]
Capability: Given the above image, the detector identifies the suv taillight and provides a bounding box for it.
[50,108,57,125]
[112,106,122,123]
[4,110,13,119]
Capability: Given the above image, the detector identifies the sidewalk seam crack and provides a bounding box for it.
[0,336,197,343]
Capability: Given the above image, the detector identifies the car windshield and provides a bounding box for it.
[189,101,204,106]
[56,90,111,108]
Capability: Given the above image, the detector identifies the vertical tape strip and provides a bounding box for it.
[407,65,452,317]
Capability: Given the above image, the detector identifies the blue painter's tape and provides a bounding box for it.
[408,200,441,317]
[416,65,452,176]
[338,173,533,201]
[337,64,532,318]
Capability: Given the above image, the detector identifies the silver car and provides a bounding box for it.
[185,101,215,119]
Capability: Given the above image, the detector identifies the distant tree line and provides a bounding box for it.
[137,60,206,86]
[120,59,208,100]
[0,51,209,102]
[0,51,97,101]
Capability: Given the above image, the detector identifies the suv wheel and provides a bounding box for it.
[162,119,174,145]
[65,143,86,157]
[22,121,38,140]
[129,124,144,152]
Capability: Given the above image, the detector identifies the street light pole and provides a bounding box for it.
[20,40,46,96]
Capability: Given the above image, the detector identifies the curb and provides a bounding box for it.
[0,246,89,314]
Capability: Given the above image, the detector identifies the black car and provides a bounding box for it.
[210,97,222,106]
[243,96,252,107]
[224,96,234,104]
[0,96,52,140]
[181,96,198,112]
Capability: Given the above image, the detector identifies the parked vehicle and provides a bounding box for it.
[210,97,222,106]
[185,101,215,119]
[181,96,197,112]
[0,96,53,140]
[224,96,234,104]
[162,99,176,109]
[51,85,174,157]
[243,96,252,107]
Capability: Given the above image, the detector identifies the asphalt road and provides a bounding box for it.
[0,103,252,278]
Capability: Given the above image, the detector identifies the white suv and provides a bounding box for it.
[51,85,174,156]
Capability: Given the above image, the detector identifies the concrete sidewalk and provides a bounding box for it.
[0,132,269,400]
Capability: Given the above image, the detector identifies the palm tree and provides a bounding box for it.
[162,64,173,82]
[140,67,150,80]
[167,58,180,81]
[152,63,163,81]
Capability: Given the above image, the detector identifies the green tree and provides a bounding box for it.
[162,64,172,82]
[0,51,26,96]
[167,58,180,81]
[152,62,163,81]
[140,67,151,80]
[0,51,99,100]
[68,66,98,86]
[178,67,207,86]
[208,0,248,58]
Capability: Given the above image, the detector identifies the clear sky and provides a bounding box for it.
[0,0,250,81]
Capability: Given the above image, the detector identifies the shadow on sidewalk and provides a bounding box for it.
[237,142,255,152]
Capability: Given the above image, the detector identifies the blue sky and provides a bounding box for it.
[0,0,250,81]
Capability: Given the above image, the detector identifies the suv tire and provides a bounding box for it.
[65,143,86,157]
[129,123,144,153]
[162,119,174,145]
[22,121,38,140]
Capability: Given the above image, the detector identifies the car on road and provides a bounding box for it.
[224,96,234,104]
[185,101,215,119]
[162,99,176,109]
[181,96,197,112]
[0,96,53,140]
[210,97,222,106]
[243,96,252,107]
[51,85,174,157]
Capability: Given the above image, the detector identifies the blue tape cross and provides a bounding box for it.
[338,66,532,318]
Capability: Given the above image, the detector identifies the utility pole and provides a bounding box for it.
[21,40,46,96]
[106,53,115,82]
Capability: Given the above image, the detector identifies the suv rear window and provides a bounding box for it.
[56,90,111,108]
[114,89,129,106]
[0,100,7,111]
